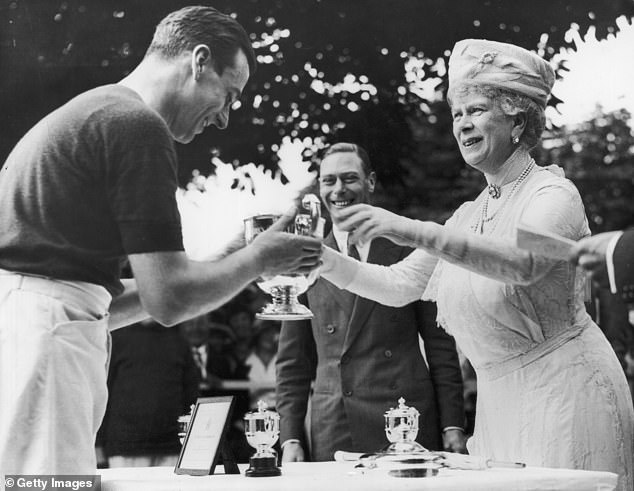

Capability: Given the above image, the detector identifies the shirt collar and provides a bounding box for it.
[332,225,371,262]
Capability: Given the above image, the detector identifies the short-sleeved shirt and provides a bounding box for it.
[0,84,184,296]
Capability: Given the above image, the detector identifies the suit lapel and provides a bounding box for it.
[342,238,402,353]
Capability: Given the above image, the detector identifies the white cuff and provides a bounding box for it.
[606,231,624,294]
[281,439,302,449]
[442,426,465,433]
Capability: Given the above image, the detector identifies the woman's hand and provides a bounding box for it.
[332,204,418,247]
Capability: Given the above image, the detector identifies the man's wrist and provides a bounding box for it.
[247,242,267,278]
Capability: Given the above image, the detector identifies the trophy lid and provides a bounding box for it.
[384,397,420,419]
[244,400,280,421]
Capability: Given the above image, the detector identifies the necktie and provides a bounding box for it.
[347,237,361,261]
[192,347,207,380]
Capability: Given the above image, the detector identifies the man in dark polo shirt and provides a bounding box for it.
[0,6,321,474]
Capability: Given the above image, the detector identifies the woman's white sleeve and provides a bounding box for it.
[415,180,589,285]
[320,246,438,307]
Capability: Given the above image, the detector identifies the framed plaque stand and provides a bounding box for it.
[174,396,240,476]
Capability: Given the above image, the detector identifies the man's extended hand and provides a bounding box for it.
[281,441,306,463]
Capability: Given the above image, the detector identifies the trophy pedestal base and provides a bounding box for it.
[256,303,314,321]
[245,456,281,477]
[383,441,427,454]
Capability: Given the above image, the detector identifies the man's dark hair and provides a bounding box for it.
[145,5,256,76]
[322,142,373,176]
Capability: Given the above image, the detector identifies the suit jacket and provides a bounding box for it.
[612,230,634,305]
[276,234,465,461]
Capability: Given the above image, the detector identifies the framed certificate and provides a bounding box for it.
[174,396,239,476]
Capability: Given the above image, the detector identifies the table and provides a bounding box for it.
[99,461,618,491]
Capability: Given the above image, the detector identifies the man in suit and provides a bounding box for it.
[572,230,634,308]
[276,143,466,462]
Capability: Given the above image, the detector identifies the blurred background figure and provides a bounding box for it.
[227,300,257,348]
[245,320,281,410]
[179,311,253,462]
[97,319,198,468]
[180,313,244,397]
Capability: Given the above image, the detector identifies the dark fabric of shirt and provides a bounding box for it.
[0,85,183,296]
[97,322,199,456]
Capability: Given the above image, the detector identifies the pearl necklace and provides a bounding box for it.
[472,159,535,234]
[485,156,519,199]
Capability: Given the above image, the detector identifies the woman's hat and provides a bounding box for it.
[448,39,555,108]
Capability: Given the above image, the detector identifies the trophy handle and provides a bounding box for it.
[298,194,321,236]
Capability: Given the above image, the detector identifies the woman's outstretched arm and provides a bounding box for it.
[333,180,588,286]
[320,246,438,307]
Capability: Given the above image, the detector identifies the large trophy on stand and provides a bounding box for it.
[384,397,426,454]
[244,400,281,477]
[244,194,323,321]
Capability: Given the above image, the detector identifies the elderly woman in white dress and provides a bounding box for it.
[320,39,634,489]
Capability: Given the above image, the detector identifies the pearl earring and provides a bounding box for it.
[512,135,520,145]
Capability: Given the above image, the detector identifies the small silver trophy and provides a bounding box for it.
[244,194,323,321]
[384,397,426,453]
[177,404,195,445]
[244,400,281,477]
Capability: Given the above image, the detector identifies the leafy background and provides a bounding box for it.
[1,0,633,230]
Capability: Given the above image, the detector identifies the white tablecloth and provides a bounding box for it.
[99,461,618,491]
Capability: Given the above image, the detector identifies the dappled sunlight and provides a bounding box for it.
[176,138,317,261]
[549,15,634,127]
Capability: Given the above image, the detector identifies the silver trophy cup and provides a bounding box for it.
[384,397,426,453]
[177,404,195,445]
[244,194,323,321]
[244,400,281,477]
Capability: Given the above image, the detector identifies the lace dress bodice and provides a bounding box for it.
[426,166,592,369]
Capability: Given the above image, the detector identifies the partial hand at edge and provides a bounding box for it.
[442,429,468,454]
[569,230,621,277]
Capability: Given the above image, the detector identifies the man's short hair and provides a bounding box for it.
[322,142,373,176]
[145,6,256,76]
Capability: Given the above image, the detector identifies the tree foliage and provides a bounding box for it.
[1,0,632,225]
[539,108,634,232]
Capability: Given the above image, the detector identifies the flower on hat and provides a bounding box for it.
[479,52,497,65]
